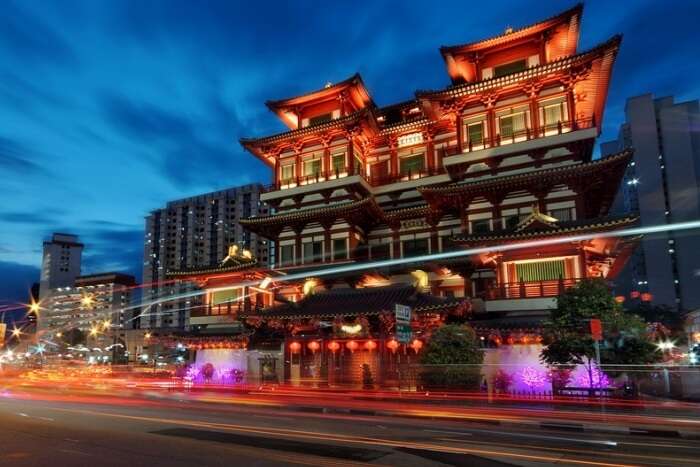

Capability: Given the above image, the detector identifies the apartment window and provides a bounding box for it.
[303,240,323,264]
[331,152,345,174]
[281,163,295,182]
[370,243,390,260]
[309,113,332,126]
[302,158,322,177]
[471,218,491,234]
[466,121,485,146]
[399,153,425,176]
[499,112,526,139]
[494,59,527,77]
[280,245,294,266]
[332,238,347,261]
[402,238,429,258]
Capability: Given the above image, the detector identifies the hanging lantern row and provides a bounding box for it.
[615,295,626,303]
[629,290,653,302]
[289,339,420,354]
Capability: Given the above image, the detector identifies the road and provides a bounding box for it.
[1,381,699,466]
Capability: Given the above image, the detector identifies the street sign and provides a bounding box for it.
[395,304,412,344]
[590,318,603,341]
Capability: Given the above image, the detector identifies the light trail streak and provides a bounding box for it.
[124,219,700,313]
[44,406,639,467]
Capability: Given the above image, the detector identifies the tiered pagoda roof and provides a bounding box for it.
[243,283,463,320]
[239,198,384,238]
[449,214,639,245]
[420,149,632,218]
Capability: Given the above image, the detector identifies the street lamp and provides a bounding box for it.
[11,327,22,339]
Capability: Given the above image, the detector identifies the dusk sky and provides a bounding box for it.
[1,0,699,305]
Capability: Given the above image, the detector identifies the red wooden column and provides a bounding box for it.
[322,139,331,179]
[391,229,400,259]
[346,138,354,175]
[273,156,280,188]
[455,112,464,154]
[424,129,435,174]
[566,86,577,126]
[389,137,398,179]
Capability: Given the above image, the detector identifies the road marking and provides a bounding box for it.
[424,428,617,447]
[43,406,637,467]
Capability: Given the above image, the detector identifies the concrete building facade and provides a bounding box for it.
[39,233,83,300]
[41,273,135,347]
[140,184,270,329]
[602,94,700,311]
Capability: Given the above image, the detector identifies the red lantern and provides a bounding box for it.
[506,336,515,345]
[327,341,340,352]
[364,340,377,351]
[630,290,640,299]
[386,339,400,353]
[346,340,359,353]
[289,341,301,353]
[307,341,320,353]
[615,295,626,303]
[409,339,423,353]
[641,292,653,302]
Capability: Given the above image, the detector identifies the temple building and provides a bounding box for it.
[168,5,637,388]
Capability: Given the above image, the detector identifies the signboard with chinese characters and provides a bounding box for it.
[397,132,423,148]
[395,304,412,343]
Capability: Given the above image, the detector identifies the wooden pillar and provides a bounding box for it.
[566,87,576,127]
[323,143,331,179]
[295,151,302,181]
[487,107,496,147]
[346,137,354,175]
[389,139,398,178]
[425,131,435,174]
[429,227,439,254]
[529,96,540,138]
[455,112,463,154]
[295,231,303,266]
[391,229,400,259]
[324,225,332,262]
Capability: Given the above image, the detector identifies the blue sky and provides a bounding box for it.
[1,0,699,305]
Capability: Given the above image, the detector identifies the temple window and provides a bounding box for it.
[547,205,575,222]
[402,238,429,258]
[279,244,295,266]
[502,206,532,229]
[302,239,323,264]
[471,218,491,234]
[369,242,390,260]
[504,256,579,285]
[281,163,295,183]
[309,113,333,126]
[302,156,322,178]
[332,238,348,261]
[497,107,528,142]
[465,120,486,149]
[354,155,363,175]
[494,59,528,78]
[399,153,425,176]
[331,152,346,174]
[539,98,570,134]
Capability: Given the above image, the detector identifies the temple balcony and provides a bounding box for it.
[443,118,598,171]
[260,169,372,202]
[476,278,582,313]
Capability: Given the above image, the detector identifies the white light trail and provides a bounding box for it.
[123,219,700,314]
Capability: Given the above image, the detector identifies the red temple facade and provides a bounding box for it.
[169,5,637,387]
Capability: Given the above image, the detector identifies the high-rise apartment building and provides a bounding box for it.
[140,184,270,329]
[42,273,136,344]
[602,94,700,311]
[39,233,83,300]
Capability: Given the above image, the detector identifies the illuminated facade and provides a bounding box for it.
[41,273,135,344]
[239,5,631,304]
[172,6,636,386]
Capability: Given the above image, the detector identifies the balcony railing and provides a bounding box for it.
[461,117,595,154]
[482,277,582,300]
[262,118,595,193]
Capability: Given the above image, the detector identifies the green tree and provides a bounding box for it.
[420,324,483,390]
[541,279,661,387]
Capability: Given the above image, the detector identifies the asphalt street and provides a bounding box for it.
[1,386,699,466]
